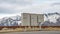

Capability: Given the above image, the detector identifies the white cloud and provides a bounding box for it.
[0,0,60,18]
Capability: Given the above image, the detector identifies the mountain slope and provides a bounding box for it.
[0,15,21,26]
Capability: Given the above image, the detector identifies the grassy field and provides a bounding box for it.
[0,26,60,32]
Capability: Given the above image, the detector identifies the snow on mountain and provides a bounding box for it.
[43,12,60,26]
[44,12,60,23]
[0,15,21,26]
[10,15,21,21]
[0,12,60,26]
[45,14,60,23]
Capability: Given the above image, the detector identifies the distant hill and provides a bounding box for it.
[0,12,60,26]
[0,15,21,26]
[43,12,60,26]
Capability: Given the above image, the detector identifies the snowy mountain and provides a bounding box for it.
[10,15,21,21]
[0,15,21,26]
[43,12,60,26]
[0,12,60,26]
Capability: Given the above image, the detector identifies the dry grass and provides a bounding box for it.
[42,27,60,31]
[0,27,60,32]
[0,27,40,32]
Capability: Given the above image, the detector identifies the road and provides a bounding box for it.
[0,31,60,34]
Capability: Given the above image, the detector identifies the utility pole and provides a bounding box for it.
[39,22,44,30]
[38,22,41,30]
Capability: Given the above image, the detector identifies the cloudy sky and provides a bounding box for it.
[0,0,60,18]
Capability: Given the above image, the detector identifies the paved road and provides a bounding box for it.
[0,31,60,34]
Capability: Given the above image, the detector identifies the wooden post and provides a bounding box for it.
[24,26,26,31]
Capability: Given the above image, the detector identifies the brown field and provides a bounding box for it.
[0,26,60,28]
[0,26,60,29]
[0,26,60,32]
